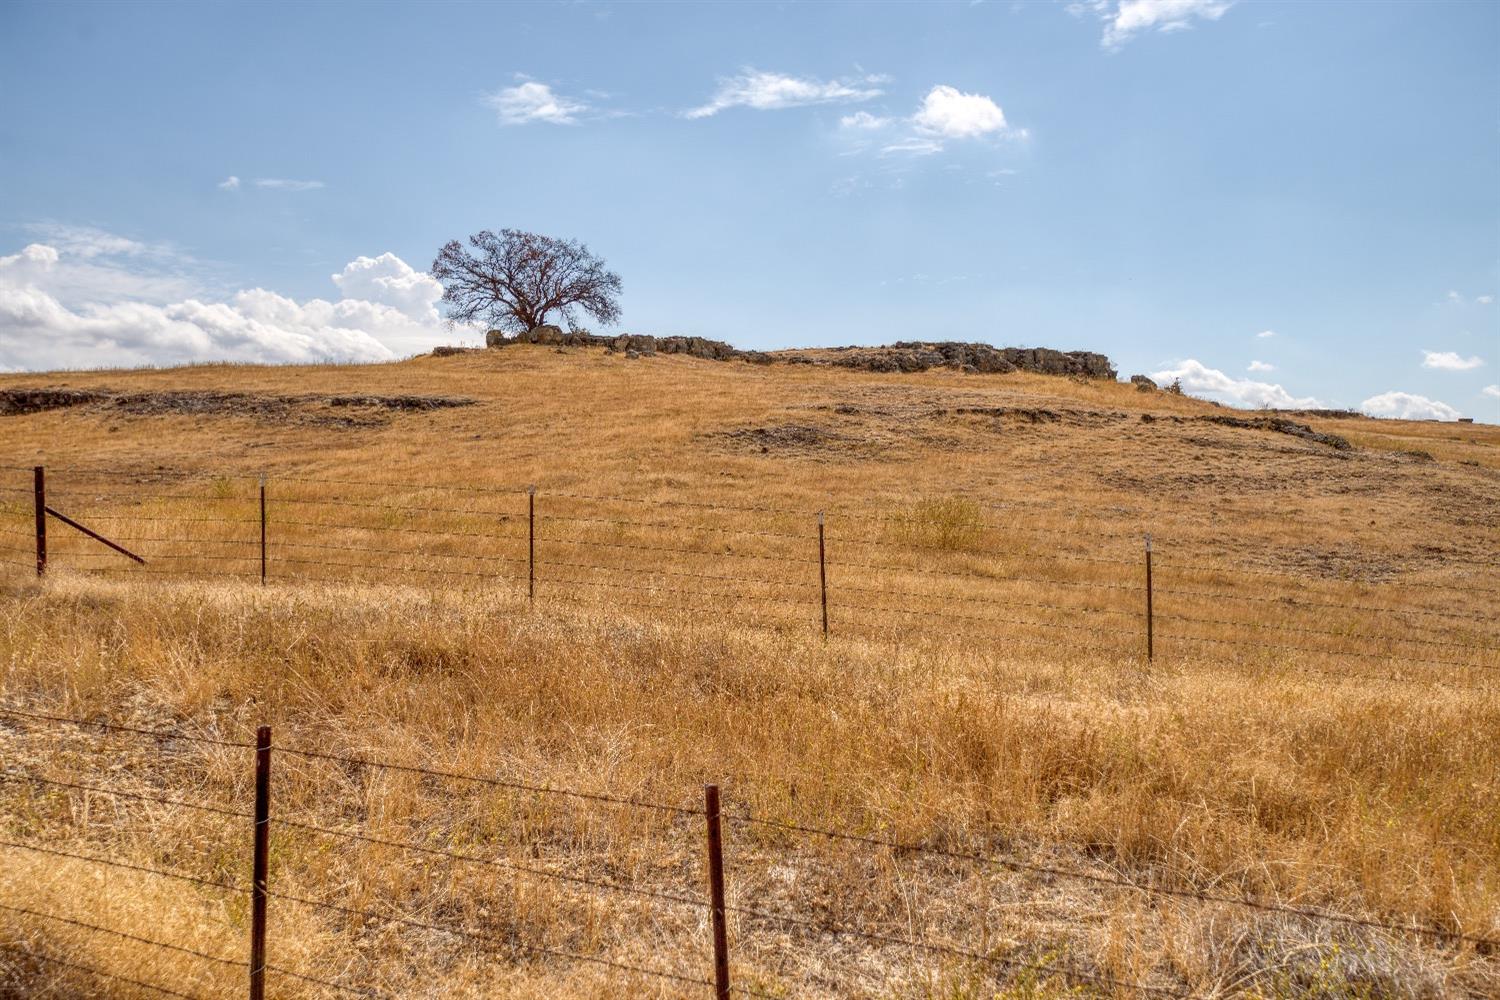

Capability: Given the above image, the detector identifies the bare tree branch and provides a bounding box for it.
[430,229,622,336]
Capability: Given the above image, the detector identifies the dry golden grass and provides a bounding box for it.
[0,347,1497,997]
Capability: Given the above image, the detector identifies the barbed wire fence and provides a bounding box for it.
[0,706,1494,999]
[0,465,1496,690]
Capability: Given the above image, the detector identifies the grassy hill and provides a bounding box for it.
[0,346,1496,998]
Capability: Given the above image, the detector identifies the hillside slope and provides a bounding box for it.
[1,345,1496,562]
[0,347,1497,999]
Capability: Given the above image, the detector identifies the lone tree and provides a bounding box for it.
[430,229,622,336]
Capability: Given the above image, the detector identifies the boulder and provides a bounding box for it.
[616,334,657,356]
[522,325,565,345]
[1130,375,1157,392]
[485,329,506,348]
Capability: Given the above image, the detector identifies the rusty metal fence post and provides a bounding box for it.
[1144,534,1154,662]
[703,784,731,1000]
[527,484,536,602]
[249,725,271,1000]
[258,474,267,586]
[817,511,828,637]
[32,466,45,577]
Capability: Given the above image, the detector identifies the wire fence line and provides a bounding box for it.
[2,708,1494,1000]
[2,467,1497,687]
[2,946,210,1000]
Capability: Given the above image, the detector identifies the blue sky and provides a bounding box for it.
[1,0,1496,420]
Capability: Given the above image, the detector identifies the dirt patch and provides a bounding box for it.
[0,388,109,416]
[1197,414,1352,451]
[706,423,874,459]
[0,388,475,426]
[950,405,1128,428]
[1136,411,1351,451]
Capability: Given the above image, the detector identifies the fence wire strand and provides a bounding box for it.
[0,945,208,1000]
[272,815,708,910]
[268,887,717,989]
[0,901,247,970]
[726,813,1499,947]
[0,772,250,819]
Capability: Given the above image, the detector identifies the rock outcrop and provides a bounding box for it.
[787,343,1116,379]
[496,327,768,363]
[480,329,1114,379]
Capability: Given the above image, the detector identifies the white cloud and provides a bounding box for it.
[912,85,1008,139]
[1483,385,1500,399]
[485,81,589,126]
[218,175,241,191]
[840,111,892,130]
[330,253,443,323]
[1421,350,1485,371]
[1247,360,1274,372]
[1446,290,1463,303]
[16,225,197,303]
[686,70,883,119]
[253,178,324,192]
[1150,358,1321,409]
[21,223,174,261]
[1478,295,1495,305]
[857,84,1016,157]
[1359,391,1461,422]
[880,137,945,156]
[0,236,460,372]
[1255,329,1275,338]
[1073,0,1234,50]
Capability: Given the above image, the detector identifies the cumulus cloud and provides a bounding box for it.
[253,178,324,191]
[687,70,883,119]
[485,81,589,125]
[1479,295,1495,305]
[218,175,241,191]
[1150,359,1320,409]
[1483,385,1500,399]
[1247,360,1274,372]
[1255,329,1275,338]
[330,253,443,323]
[1359,391,1461,422]
[849,84,1017,156]
[0,236,458,372]
[1422,350,1485,371]
[1072,0,1234,50]
[912,86,1008,139]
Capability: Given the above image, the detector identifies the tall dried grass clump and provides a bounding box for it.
[886,497,986,552]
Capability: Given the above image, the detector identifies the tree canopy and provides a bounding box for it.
[430,229,622,335]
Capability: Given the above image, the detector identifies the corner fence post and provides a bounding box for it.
[249,725,271,1000]
[527,485,536,602]
[817,511,828,638]
[258,474,267,586]
[32,466,45,578]
[1144,534,1154,662]
[703,784,731,1000]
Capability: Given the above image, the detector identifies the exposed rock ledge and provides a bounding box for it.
[467,326,1116,379]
